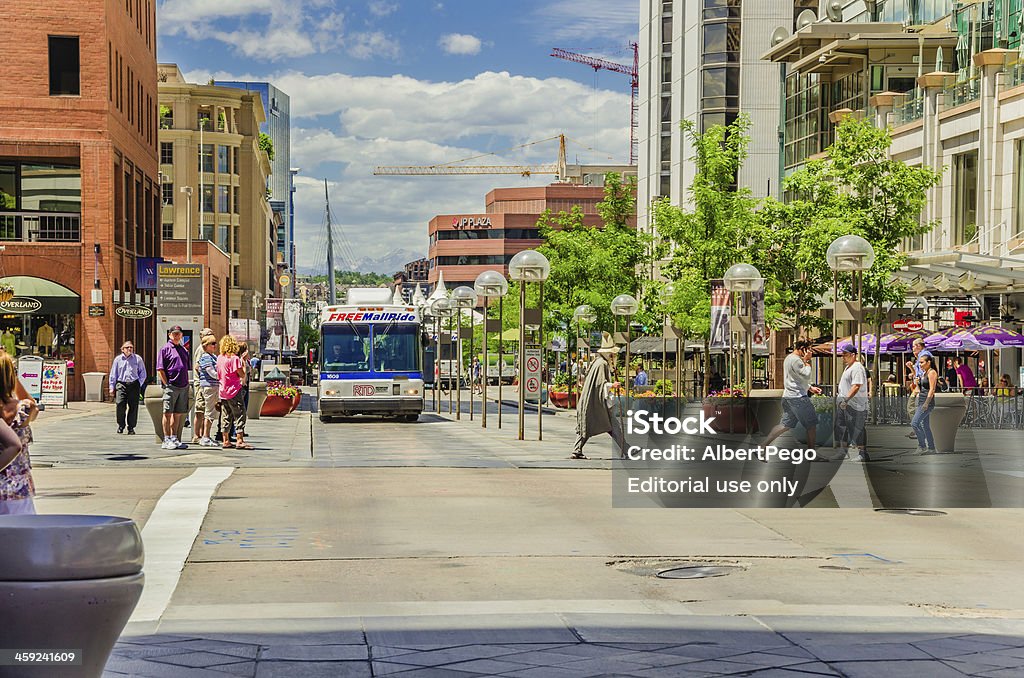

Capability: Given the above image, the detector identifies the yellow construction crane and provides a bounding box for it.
[374,134,568,179]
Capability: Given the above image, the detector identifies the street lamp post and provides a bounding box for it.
[179,186,193,263]
[826,235,875,397]
[723,263,764,399]
[431,297,453,413]
[421,302,436,412]
[451,286,477,421]
[475,271,509,429]
[572,305,596,404]
[508,250,550,441]
[611,294,640,426]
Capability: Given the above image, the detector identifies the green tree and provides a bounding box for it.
[258,132,275,162]
[760,116,941,339]
[655,115,761,395]
[535,172,651,335]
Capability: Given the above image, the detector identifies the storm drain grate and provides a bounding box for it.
[875,508,947,516]
[656,565,743,579]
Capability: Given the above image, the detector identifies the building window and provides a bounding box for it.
[953,151,978,246]
[161,182,173,205]
[162,222,173,239]
[232,148,239,174]
[217,224,230,252]
[217,146,229,174]
[201,184,214,212]
[232,265,239,287]
[199,144,214,173]
[660,174,671,199]
[197,110,211,131]
[703,0,740,20]
[48,36,80,96]
[217,185,229,213]
[212,275,222,315]
[232,189,239,214]
[233,225,240,253]
[160,142,173,164]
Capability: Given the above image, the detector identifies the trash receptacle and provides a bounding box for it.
[83,372,106,402]
[247,381,267,420]
[0,514,144,678]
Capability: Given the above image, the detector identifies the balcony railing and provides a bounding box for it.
[0,211,81,242]
[893,89,925,126]
[943,75,981,109]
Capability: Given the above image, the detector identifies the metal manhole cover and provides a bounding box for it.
[37,492,94,498]
[875,509,947,516]
[656,565,742,579]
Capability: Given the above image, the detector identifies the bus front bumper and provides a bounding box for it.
[319,397,423,416]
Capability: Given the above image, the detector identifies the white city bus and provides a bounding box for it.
[317,288,425,422]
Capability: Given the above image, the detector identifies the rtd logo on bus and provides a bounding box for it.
[352,385,376,396]
[327,312,416,322]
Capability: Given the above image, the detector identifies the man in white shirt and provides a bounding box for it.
[836,345,869,462]
[763,340,822,447]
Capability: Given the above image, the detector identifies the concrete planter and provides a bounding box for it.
[259,394,293,417]
[748,389,784,437]
[247,381,267,420]
[930,391,967,453]
[0,515,144,678]
[143,385,191,443]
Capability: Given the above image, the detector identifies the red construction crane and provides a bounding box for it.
[551,43,639,165]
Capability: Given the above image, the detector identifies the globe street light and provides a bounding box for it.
[826,234,875,396]
[475,270,508,429]
[431,297,453,413]
[451,285,478,421]
[508,249,551,441]
[611,293,639,417]
[723,263,764,402]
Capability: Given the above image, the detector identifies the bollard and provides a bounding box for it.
[0,515,144,678]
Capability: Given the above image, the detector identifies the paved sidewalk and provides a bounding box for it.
[106,612,1024,677]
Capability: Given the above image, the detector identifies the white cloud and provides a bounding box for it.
[157,0,400,61]
[188,68,630,268]
[438,33,482,56]
[532,0,639,44]
[368,0,398,17]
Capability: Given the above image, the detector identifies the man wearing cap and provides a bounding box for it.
[572,332,625,460]
[156,326,191,450]
[763,340,822,448]
[191,327,215,443]
[836,345,869,462]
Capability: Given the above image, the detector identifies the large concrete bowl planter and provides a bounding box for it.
[0,515,144,678]
[548,390,577,409]
[143,384,191,443]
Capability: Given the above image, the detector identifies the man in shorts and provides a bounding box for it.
[763,340,822,447]
[190,327,215,443]
[156,325,191,450]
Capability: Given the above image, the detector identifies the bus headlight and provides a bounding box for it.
[406,388,419,395]
[324,389,337,396]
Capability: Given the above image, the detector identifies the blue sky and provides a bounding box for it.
[156,0,639,272]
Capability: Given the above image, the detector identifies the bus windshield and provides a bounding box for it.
[322,323,420,374]
[372,324,420,373]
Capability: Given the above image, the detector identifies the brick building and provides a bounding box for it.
[0,0,159,399]
[427,185,611,287]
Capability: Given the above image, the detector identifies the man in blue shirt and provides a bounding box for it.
[633,363,649,388]
[108,340,147,434]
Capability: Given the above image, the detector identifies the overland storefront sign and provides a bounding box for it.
[115,304,154,319]
[0,296,43,314]
[157,264,204,315]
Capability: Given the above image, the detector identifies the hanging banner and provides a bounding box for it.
[750,289,769,351]
[264,298,284,352]
[40,360,67,406]
[229,318,260,343]
[282,299,301,354]
[709,279,731,350]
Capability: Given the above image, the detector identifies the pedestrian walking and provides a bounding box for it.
[472,357,483,394]
[632,363,649,388]
[108,339,146,435]
[156,325,191,450]
[217,336,252,450]
[911,353,939,454]
[190,327,215,444]
[835,346,869,462]
[0,350,39,515]
[763,340,822,447]
[571,332,624,460]
[954,357,977,394]
[904,339,932,436]
[196,335,221,447]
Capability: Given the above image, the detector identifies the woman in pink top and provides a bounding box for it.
[216,335,252,450]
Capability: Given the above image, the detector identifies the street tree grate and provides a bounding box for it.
[656,565,742,579]
[875,509,947,516]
